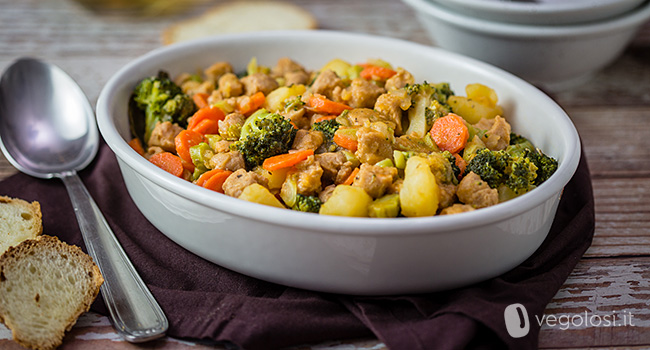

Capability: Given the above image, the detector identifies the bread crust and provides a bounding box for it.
[0,235,103,350]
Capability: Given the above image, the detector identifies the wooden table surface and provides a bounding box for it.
[1,0,649,349]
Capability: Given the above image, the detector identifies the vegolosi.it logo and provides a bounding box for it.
[504,303,531,338]
[504,303,636,338]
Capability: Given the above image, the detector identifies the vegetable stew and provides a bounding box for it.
[128,57,557,217]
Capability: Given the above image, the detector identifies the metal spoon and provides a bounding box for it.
[0,58,168,342]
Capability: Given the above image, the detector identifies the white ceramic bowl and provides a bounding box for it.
[433,0,646,25]
[97,31,580,295]
[403,0,650,91]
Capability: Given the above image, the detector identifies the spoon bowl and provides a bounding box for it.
[0,58,167,342]
[0,58,97,178]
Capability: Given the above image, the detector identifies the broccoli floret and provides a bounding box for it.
[405,82,454,104]
[525,148,558,185]
[466,148,510,189]
[312,118,340,138]
[467,147,558,196]
[432,82,454,104]
[505,156,538,194]
[424,107,436,127]
[233,109,297,169]
[403,82,454,137]
[509,132,530,146]
[132,71,195,143]
[312,118,341,152]
[507,133,559,185]
[292,194,322,213]
[427,100,449,123]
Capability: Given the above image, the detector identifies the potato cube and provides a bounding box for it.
[399,156,439,217]
[319,185,372,217]
[238,184,285,208]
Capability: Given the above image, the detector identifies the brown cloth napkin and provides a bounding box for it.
[0,140,594,350]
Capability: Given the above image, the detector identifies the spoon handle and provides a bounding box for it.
[60,171,168,342]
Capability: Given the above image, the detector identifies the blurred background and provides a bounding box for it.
[2,0,648,106]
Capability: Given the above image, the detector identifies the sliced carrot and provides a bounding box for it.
[195,169,215,187]
[333,129,358,152]
[453,153,467,177]
[187,106,226,135]
[174,130,204,171]
[149,152,184,178]
[128,138,145,156]
[360,65,397,81]
[313,114,338,123]
[262,149,314,172]
[203,171,232,193]
[430,113,469,154]
[342,167,360,186]
[308,94,352,115]
[238,91,266,116]
[192,93,210,109]
[196,169,233,193]
[190,118,219,135]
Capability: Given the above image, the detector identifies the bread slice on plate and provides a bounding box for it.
[0,235,104,350]
[0,196,43,255]
[162,1,318,45]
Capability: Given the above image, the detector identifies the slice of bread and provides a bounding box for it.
[0,196,43,255]
[0,235,104,350]
[162,1,318,45]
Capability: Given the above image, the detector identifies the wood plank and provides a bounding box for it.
[588,236,650,258]
[545,347,650,350]
[586,177,650,257]
[563,107,650,257]
[539,257,650,349]
[566,107,650,178]
[0,312,389,350]
[0,0,430,61]
[0,0,169,60]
